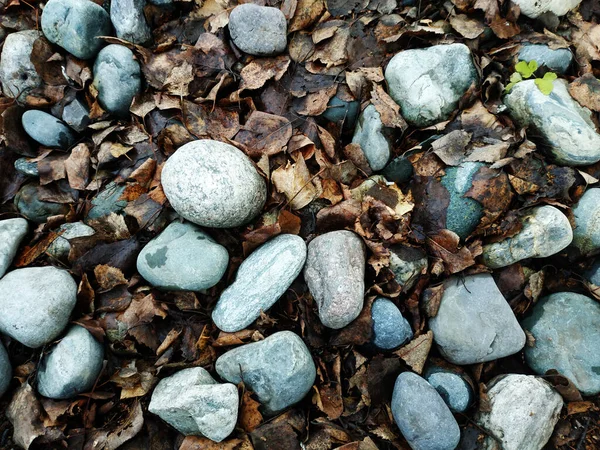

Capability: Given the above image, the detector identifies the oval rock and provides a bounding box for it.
[110,0,151,45]
[351,104,392,171]
[15,184,71,223]
[229,4,287,56]
[0,30,43,99]
[371,297,413,350]
[424,365,474,413]
[572,188,600,255]
[0,218,28,279]
[22,110,77,148]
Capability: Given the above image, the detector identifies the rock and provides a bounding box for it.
[522,292,600,396]
[15,184,70,223]
[14,158,39,177]
[229,4,287,56]
[93,45,142,117]
[37,325,104,399]
[0,218,28,279]
[584,259,600,285]
[149,367,238,441]
[504,79,600,166]
[476,374,563,450]
[389,244,427,291]
[512,0,582,18]
[86,182,127,221]
[385,44,478,127]
[572,188,600,255]
[110,0,151,45]
[304,230,365,329]
[391,372,460,450]
[371,297,413,350]
[215,331,316,414]
[382,153,414,184]
[0,30,43,99]
[212,234,306,332]
[41,0,112,59]
[137,221,228,291]
[351,105,392,171]
[0,266,77,348]
[0,342,11,398]
[424,365,474,413]
[46,222,95,260]
[482,205,572,268]
[322,95,360,129]
[62,97,90,132]
[429,274,526,365]
[161,140,267,228]
[22,110,77,148]
[518,44,573,75]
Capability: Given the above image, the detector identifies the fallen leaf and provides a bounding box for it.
[235,111,293,157]
[569,73,600,111]
[240,390,263,432]
[272,154,320,209]
[394,331,433,374]
[239,56,291,91]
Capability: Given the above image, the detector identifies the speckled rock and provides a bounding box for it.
[512,0,582,18]
[149,367,238,442]
[304,230,365,329]
[46,222,95,260]
[86,182,127,221]
[322,95,360,129]
[110,0,151,44]
[212,234,306,332]
[14,158,39,177]
[161,140,267,228]
[518,44,573,74]
[0,30,43,99]
[371,297,413,350]
[229,4,287,56]
[572,188,600,255]
[424,365,474,413]
[0,218,28,279]
[351,105,392,171]
[215,331,316,414]
[0,342,11,398]
[15,184,70,223]
[22,110,77,148]
[62,97,90,132]
[389,244,427,291]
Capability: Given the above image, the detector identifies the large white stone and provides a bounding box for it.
[512,0,581,18]
[0,30,43,99]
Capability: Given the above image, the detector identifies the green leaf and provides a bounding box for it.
[504,82,516,93]
[535,72,558,95]
[515,60,538,78]
[510,72,523,83]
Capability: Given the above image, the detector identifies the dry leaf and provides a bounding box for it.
[272,154,320,209]
[240,390,263,432]
[395,331,433,374]
[234,111,293,157]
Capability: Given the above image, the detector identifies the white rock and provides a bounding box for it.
[512,0,581,18]
[0,218,28,279]
[0,30,43,99]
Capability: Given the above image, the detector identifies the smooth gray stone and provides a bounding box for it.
[584,259,600,285]
[0,30,43,99]
[391,372,460,450]
[229,4,287,56]
[351,105,391,171]
[0,218,28,279]
[322,95,360,129]
[476,374,563,450]
[14,158,39,177]
[86,182,127,221]
[429,274,526,365]
[41,0,112,59]
[215,331,316,414]
[483,205,573,268]
[572,188,600,255]
[0,266,77,348]
[137,221,228,291]
[93,45,142,117]
[389,244,427,291]
[371,297,413,350]
[518,44,573,75]
[37,325,104,399]
[0,342,11,398]
[385,43,478,127]
[15,184,70,223]
[212,234,306,332]
[149,367,238,441]
[110,0,152,45]
[62,97,90,132]
[47,222,95,260]
[382,153,414,184]
[161,140,267,228]
[22,110,77,148]
[424,366,474,413]
[512,0,581,18]
[304,230,365,329]
[522,292,600,396]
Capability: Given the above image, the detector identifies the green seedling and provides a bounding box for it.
[505,59,557,95]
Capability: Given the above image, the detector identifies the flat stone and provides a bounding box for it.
[0,342,11,398]
[304,230,365,329]
[137,221,229,291]
[22,110,77,148]
[385,44,478,127]
[391,372,460,450]
[0,266,77,348]
[429,274,526,365]
[483,205,573,268]
[0,218,28,279]
[161,140,267,228]
[512,0,582,18]
[14,158,39,177]
[389,244,427,291]
[15,184,70,223]
[62,97,90,132]
[212,234,306,332]
[215,331,316,414]
[351,105,392,171]
[149,367,238,442]
[0,30,43,99]
[371,297,413,350]
[518,44,573,74]
[110,0,151,45]
[572,188,600,255]
[37,325,104,399]
[46,222,95,260]
[86,182,127,221]
[424,365,474,413]
[322,95,360,129]
[229,4,287,56]
[476,374,563,450]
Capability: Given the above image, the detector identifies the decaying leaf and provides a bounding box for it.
[394,331,433,374]
[272,154,321,209]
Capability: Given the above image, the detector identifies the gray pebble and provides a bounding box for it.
[22,110,77,148]
[371,297,413,350]
[322,95,360,129]
[86,182,127,221]
[14,158,39,177]
[389,244,427,291]
[572,188,600,255]
[47,222,95,260]
[15,184,70,223]
[512,0,581,18]
[110,0,151,45]
[229,4,287,56]
[382,152,414,184]
[0,341,11,398]
[424,365,474,413]
[518,44,573,75]
[584,259,600,286]
[351,105,392,171]
[62,97,90,132]
[0,30,43,99]
[0,218,28,279]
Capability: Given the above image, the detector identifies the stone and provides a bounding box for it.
[304,230,365,329]
[0,218,28,279]
[215,331,316,414]
[37,325,104,399]
[46,222,95,260]
[149,367,238,441]
[137,221,228,291]
[476,374,563,450]
[512,0,582,18]
[14,158,39,177]
[93,45,142,117]
[86,182,127,221]
[212,234,306,332]
[371,297,413,350]
[0,342,11,398]
[572,188,600,255]
[429,274,526,365]
[161,140,267,228]
[322,95,360,129]
[0,30,43,99]
[385,44,478,127]
[424,365,474,413]
[382,153,414,184]
[22,110,77,148]
[585,259,600,286]
[15,184,70,223]
[482,205,573,268]
[62,97,90,132]
[504,79,600,166]
[518,44,573,75]
[110,0,152,45]
[389,244,427,291]
[522,292,600,396]
[351,105,392,171]
[0,266,77,348]
[391,372,460,450]
[229,4,287,56]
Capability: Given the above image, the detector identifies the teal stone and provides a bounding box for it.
[15,184,70,223]
[14,158,39,177]
[86,182,127,221]
[382,154,413,184]
[322,96,360,129]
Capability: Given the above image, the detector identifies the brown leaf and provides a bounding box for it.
[289,0,326,32]
[569,73,600,111]
[394,331,433,374]
[65,143,91,190]
[295,85,337,116]
[427,230,476,274]
[14,231,62,267]
[450,14,486,39]
[422,284,444,318]
[180,436,253,450]
[465,166,514,230]
[85,400,144,450]
[272,154,320,209]
[567,401,596,416]
[240,390,263,432]
[235,111,293,157]
[431,130,472,166]
[38,153,67,185]
[239,56,291,91]
[94,265,128,292]
[544,370,583,402]
[370,84,408,130]
[343,143,372,175]
[183,101,240,140]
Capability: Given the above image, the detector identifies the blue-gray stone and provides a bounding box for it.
[518,44,573,75]
[424,365,473,413]
[62,97,90,132]
[584,259,600,286]
[15,184,70,223]
[382,153,414,184]
[22,110,77,148]
[229,4,287,56]
[352,104,391,171]
[572,188,600,255]
[0,30,43,99]
[14,158,39,177]
[0,342,11,398]
[47,221,95,260]
[322,96,360,129]
[371,297,413,350]
[86,182,127,221]
[0,218,28,279]
[389,244,427,291]
[110,0,152,45]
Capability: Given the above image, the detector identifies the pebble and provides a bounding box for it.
[137,221,229,291]
[389,245,427,291]
[512,0,582,18]
[304,230,365,329]
[15,184,70,223]
[322,95,360,129]
[41,0,112,59]
[0,30,43,99]
[522,292,600,396]
[14,158,39,177]
[504,79,600,166]
[429,274,526,365]
[212,234,306,332]
[93,45,142,117]
[0,218,28,279]
[382,152,414,185]
[371,297,413,350]
[86,182,127,221]
[215,331,316,414]
[572,188,600,255]
[46,222,95,260]
[37,325,104,399]
[351,105,392,171]
[385,44,478,127]
[229,4,287,56]
[476,374,563,450]
[0,342,11,398]
[424,365,474,413]
[0,266,77,348]
[482,205,573,268]
[22,110,77,148]
[518,44,573,75]
[391,372,460,450]
[585,259,600,286]
[62,97,90,132]
[161,140,267,228]
[110,0,152,45]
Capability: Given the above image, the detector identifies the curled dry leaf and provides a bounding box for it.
[272,153,321,209]
[240,390,263,432]
[239,56,291,91]
[569,73,600,112]
[370,84,408,130]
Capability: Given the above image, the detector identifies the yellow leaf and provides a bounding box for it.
[271,154,321,210]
